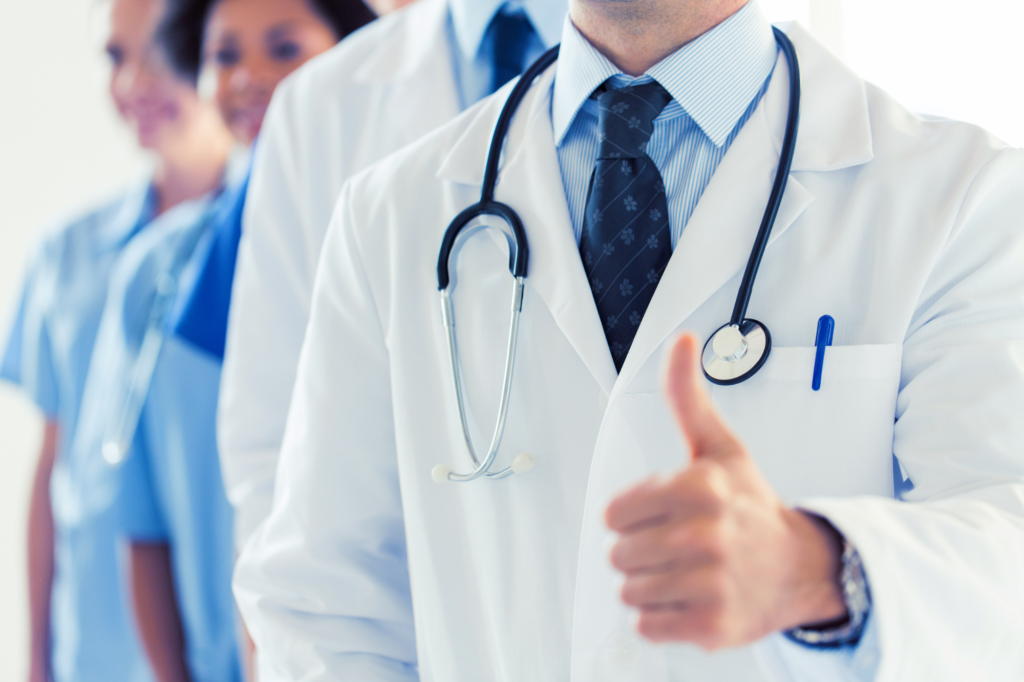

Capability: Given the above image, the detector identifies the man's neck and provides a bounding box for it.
[569,0,749,76]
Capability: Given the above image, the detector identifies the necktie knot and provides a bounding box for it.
[596,81,672,160]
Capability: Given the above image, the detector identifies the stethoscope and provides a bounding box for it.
[433,28,800,483]
[101,206,215,466]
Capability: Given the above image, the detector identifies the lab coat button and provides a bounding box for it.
[606,633,643,668]
[598,391,609,412]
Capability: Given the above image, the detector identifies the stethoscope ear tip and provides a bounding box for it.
[511,451,535,474]
[432,465,453,484]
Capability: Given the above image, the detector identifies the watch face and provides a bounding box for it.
[841,542,872,631]
[784,541,872,648]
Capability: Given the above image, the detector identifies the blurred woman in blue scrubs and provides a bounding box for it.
[98,0,375,679]
[0,1,233,681]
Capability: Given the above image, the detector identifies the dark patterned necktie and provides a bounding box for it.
[579,82,674,370]
[489,10,536,94]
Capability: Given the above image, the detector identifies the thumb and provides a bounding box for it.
[662,333,737,461]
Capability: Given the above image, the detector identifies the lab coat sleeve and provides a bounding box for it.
[234,181,418,682]
[764,611,880,681]
[1,244,60,418]
[783,148,1024,681]
[218,82,321,550]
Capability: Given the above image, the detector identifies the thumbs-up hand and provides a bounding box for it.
[605,333,847,649]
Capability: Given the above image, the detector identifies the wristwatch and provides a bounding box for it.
[785,537,872,648]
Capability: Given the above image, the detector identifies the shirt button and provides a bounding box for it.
[598,391,609,412]
[606,633,643,668]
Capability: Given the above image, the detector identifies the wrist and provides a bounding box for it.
[778,508,847,630]
[786,538,872,648]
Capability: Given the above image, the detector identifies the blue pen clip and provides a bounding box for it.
[812,315,834,391]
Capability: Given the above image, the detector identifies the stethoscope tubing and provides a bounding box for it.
[436,202,528,289]
[433,46,559,483]
[434,30,802,480]
[101,203,218,465]
[436,45,559,289]
[729,26,801,326]
[479,45,561,206]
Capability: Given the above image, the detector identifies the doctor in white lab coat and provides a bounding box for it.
[234,1,1024,680]
[220,0,566,547]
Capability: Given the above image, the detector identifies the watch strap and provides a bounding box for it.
[785,538,872,648]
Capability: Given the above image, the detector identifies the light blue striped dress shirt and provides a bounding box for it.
[552,1,777,248]
[549,5,882,679]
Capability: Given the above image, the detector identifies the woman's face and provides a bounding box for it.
[204,0,338,145]
[105,0,204,151]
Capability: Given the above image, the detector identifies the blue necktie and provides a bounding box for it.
[489,10,536,94]
[579,82,674,371]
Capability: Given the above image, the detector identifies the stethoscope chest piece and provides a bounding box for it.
[702,320,771,385]
[699,26,800,388]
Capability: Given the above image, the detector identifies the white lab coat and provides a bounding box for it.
[219,0,461,544]
[235,23,1024,682]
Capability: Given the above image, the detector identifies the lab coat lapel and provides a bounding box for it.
[616,22,873,389]
[353,0,460,140]
[437,66,619,395]
[500,68,620,394]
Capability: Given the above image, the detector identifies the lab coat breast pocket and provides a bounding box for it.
[710,344,902,503]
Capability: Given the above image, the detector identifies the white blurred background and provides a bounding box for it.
[1,0,1022,677]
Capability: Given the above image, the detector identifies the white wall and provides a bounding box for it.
[764,0,1024,146]
[841,0,1024,147]
[0,0,1021,678]
[0,0,145,677]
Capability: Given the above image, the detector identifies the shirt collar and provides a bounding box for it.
[96,144,247,252]
[448,0,564,61]
[552,1,777,146]
[96,178,158,251]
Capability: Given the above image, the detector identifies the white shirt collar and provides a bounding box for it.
[552,1,777,146]
[449,0,564,61]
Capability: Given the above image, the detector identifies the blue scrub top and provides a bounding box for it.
[86,174,245,682]
[0,181,159,682]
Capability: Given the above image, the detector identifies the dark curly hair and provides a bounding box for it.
[158,0,376,83]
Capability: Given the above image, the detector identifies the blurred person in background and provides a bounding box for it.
[0,0,233,680]
[219,0,568,587]
[73,0,374,680]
